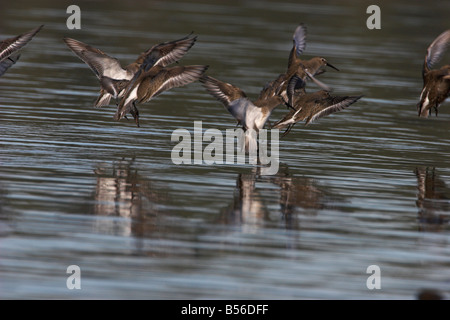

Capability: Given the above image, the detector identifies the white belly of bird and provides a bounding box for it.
[419,88,430,108]
[423,95,430,109]
[124,86,139,106]
[255,113,269,131]
[245,106,268,131]
[104,68,132,81]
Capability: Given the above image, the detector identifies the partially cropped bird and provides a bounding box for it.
[273,77,362,136]
[417,30,450,117]
[0,25,43,77]
[63,34,197,108]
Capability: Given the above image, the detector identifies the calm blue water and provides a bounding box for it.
[1,0,449,299]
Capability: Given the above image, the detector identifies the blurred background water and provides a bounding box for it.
[1,0,450,299]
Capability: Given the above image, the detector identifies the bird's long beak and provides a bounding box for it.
[326,62,339,71]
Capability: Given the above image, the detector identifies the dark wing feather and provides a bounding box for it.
[286,74,306,106]
[200,75,247,107]
[258,74,287,101]
[0,25,43,62]
[273,93,362,131]
[305,95,362,125]
[139,65,208,102]
[63,37,125,79]
[137,34,198,70]
[122,34,199,101]
[0,54,20,76]
[287,23,307,69]
[424,30,450,73]
[293,23,307,57]
[200,75,253,124]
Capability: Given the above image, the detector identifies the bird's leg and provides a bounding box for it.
[284,99,296,111]
[132,102,140,127]
[280,94,295,111]
[282,124,294,137]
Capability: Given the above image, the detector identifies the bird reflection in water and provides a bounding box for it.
[415,167,450,232]
[220,164,335,231]
[219,171,269,232]
[93,158,167,241]
[0,183,13,237]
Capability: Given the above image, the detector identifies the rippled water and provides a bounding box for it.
[1,0,450,299]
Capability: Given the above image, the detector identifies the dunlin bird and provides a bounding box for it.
[278,24,339,104]
[63,34,197,108]
[0,25,43,77]
[115,64,209,127]
[417,30,450,117]
[288,24,339,78]
[273,77,362,136]
[200,75,285,132]
[200,75,286,152]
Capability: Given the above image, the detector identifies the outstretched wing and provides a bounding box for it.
[287,23,307,69]
[141,65,208,101]
[63,37,129,80]
[0,25,43,62]
[273,93,362,133]
[305,95,362,125]
[424,30,450,74]
[200,75,248,105]
[115,65,208,121]
[200,75,250,124]
[137,34,198,70]
[119,34,199,107]
[293,23,307,57]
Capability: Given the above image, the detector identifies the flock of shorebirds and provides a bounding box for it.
[1,24,450,138]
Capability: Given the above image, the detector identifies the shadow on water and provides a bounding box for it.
[413,167,449,301]
[90,158,343,236]
[414,167,450,232]
[219,163,344,231]
[93,157,166,220]
[0,183,13,237]
[88,158,350,256]
[91,157,172,256]
[2,0,450,299]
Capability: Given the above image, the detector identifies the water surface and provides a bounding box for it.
[1,0,450,299]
